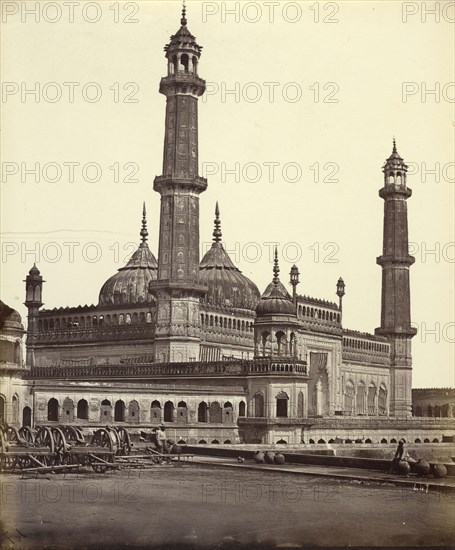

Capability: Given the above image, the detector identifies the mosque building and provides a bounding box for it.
[1,7,453,445]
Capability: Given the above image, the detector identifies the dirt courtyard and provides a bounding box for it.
[1,464,454,548]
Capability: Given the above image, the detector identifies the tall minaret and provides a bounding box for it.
[375,140,417,418]
[24,264,44,366]
[149,5,207,363]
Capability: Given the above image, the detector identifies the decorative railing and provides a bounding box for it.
[34,324,154,344]
[27,357,308,379]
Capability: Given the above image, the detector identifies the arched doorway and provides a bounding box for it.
[47,398,59,422]
[100,399,112,422]
[114,400,125,422]
[276,392,289,418]
[164,401,174,422]
[254,393,265,417]
[22,406,32,427]
[0,395,5,425]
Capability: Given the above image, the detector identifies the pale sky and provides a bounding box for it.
[1,1,454,387]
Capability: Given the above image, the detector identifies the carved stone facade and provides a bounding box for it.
[9,9,452,446]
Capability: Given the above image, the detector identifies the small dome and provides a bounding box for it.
[29,264,40,276]
[199,204,260,311]
[256,286,296,316]
[98,205,158,306]
[383,138,407,171]
[0,300,24,331]
[256,249,297,317]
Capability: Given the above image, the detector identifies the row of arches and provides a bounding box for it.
[47,398,246,423]
[200,313,253,332]
[257,331,297,357]
[343,337,388,354]
[168,53,199,76]
[344,382,387,415]
[413,404,454,418]
[305,436,441,444]
[297,305,340,323]
[38,311,153,332]
[0,395,32,427]
[253,391,305,418]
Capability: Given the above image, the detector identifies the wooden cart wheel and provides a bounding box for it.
[19,426,36,444]
[115,427,132,456]
[35,426,55,453]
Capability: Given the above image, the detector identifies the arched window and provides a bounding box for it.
[12,395,19,424]
[151,400,161,423]
[224,402,233,422]
[367,384,376,415]
[14,341,21,364]
[63,397,74,422]
[22,406,32,427]
[128,400,139,422]
[47,398,59,422]
[254,393,265,417]
[297,391,304,417]
[119,314,124,325]
[114,400,125,422]
[238,401,246,417]
[209,401,222,423]
[0,395,5,425]
[356,382,366,415]
[77,399,89,420]
[198,402,208,423]
[276,392,289,418]
[100,399,112,421]
[146,312,152,323]
[378,385,387,415]
[181,53,189,72]
[164,401,174,422]
[177,401,188,423]
[344,381,355,415]
[427,404,434,417]
[414,405,422,417]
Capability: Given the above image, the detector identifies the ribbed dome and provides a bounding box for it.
[98,205,158,306]
[256,286,296,316]
[0,300,24,330]
[199,204,260,310]
[256,250,297,317]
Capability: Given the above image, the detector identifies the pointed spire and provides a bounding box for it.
[272,247,280,285]
[140,202,148,244]
[181,0,187,26]
[212,201,222,243]
[392,136,397,153]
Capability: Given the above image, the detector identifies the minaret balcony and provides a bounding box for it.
[376,254,415,267]
[153,175,207,194]
[379,184,412,199]
[159,73,206,96]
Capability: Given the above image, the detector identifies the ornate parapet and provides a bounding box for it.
[342,329,390,366]
[27,357,308,380]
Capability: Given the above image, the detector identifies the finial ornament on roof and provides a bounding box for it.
[213,201,222,243]
[181,0,187,25]
[273,247,280,285]
[140,202,148,244]
[392,136,397,153]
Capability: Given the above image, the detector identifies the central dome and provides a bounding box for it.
[199,204,260,311]
[98,205,158,306]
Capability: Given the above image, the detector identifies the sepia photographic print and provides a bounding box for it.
[1,1,454,548]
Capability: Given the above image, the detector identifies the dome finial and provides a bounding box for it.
[273,247,280,285]
[140,202,148,244]
[181,0,187,25]
[213,201,222,243]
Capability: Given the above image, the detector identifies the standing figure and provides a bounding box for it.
[390,438,405,473]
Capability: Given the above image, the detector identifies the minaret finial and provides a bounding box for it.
[392,136,397,153]
[213,201,222,243]
[140,202,148,244]
[273,247,280,285]
[181,0,187,25]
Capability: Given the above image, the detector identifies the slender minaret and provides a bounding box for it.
[375,139,417,418]
[24,264,44,366]
[149,5,207,363]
